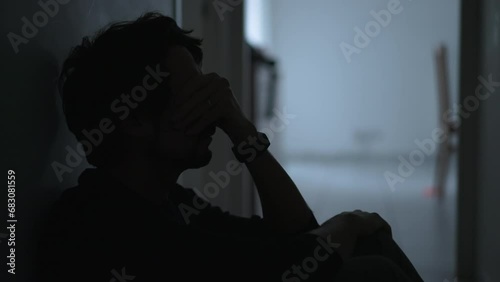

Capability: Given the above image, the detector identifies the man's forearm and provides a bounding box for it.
[227,122,316,233]
[246,150,316,233]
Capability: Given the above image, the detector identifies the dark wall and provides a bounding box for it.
[475,0,500,280]
[457,0,500,281]
[1,1,174,281]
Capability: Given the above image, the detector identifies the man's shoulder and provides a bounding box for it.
[51,177,111,212]
[46,169,137,226]
[48,184,91,217]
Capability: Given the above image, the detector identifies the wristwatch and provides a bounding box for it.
[231,132,270,163]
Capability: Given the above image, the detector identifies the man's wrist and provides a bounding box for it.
[229,125,270,163]
[227,120,258,145]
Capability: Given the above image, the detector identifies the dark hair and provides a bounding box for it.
[59,12,203,167]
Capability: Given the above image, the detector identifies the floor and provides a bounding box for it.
[284,157,457,282]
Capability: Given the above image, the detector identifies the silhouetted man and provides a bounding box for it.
[37,12,423,282]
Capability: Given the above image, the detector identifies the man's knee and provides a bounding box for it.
[334,255,411,282]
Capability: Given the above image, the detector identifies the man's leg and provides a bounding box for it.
[333,255,413,282]
[350,230,424,282]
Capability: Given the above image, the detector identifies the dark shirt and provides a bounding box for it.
[37,168,343,282]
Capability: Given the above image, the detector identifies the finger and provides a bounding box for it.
[178,87,227,129]
[174,73,219,107]
[177,101,212,129]
[173,76,228,123]
[185,107,221,136]
[170,74,209,108]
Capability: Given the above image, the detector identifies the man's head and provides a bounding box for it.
[60,12,215,170]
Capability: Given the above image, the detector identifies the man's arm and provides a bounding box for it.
[172,72,317,234]
[227,121,318,234]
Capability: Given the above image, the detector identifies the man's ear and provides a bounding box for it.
[119,114,155,137]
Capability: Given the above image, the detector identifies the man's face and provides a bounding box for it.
[153,45,216,169]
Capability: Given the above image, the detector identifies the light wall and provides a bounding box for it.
[245,0,273,50]
[269,0,460,159]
